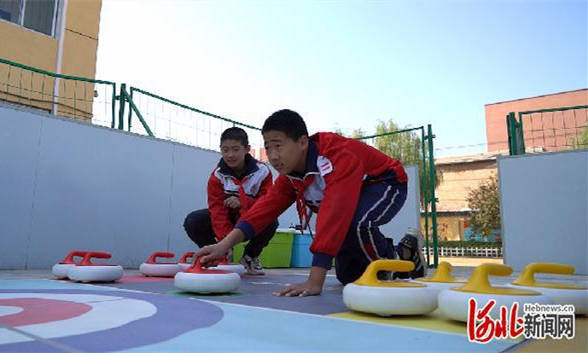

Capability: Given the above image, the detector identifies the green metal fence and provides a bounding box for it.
[0,57,262,154]
[123,86,263,153]
[357,125,439,268]
[507,105,588,155]
[0,57,440,265]
[0,57,116,125]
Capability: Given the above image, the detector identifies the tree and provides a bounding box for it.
[570,125,588,149]
[466,175,501,239]
[369,119,442,207]
[334,119,441,207]
[350,128,365,139]
[373,120,422,166]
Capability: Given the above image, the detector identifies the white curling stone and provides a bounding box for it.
[178,263,191,271]
[68,265,124,282]
[52,263,75,279]
[174,271,240,293]
[139,263,181,277]
[438,289,553,322]
[508,284,588,315]
[343,283,438,316]
[211,264,245,275]
[412,280,465,294]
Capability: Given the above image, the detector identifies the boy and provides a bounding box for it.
[183,127,278,275]
[196,110,426,295]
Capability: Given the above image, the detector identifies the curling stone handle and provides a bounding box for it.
[79,251,112,266]
[459,263,513,293]
[482,263,513,277]
[514,263,575,286]
[355,260,414,286]
[429,261,455,281]
[184,255,205,273]
[178,252,195,264]
[62,250,88,264]
[146,252,175,264]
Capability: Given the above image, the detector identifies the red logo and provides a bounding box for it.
[467,298,524,343]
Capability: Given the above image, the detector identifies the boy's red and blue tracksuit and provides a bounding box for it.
[236,132,408,284]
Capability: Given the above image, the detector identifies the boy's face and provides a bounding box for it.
[220,139,250,170]
[263,130,308,175]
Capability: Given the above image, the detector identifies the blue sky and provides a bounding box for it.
[96,0,587,156]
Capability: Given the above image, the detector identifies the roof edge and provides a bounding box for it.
[485,88,588,106]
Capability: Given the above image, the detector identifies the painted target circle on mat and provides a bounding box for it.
[0,297,93,327]
[0,305,23,316]
[0,289,223,352]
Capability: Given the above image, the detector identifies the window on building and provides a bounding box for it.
[0,1,21,23]
[0,0,58,36]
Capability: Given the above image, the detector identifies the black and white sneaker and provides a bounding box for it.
[239,254,265,275]
[377,270,393,281]
[396,228,427,279]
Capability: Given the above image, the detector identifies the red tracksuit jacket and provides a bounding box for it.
[208,154,273,240]
[235,132,407,267]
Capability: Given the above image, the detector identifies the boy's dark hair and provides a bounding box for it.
[220,127,249,146]
[262,109,308,140]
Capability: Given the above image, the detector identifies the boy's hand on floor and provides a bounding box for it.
[272,281,322,297]
[223,196,241,209]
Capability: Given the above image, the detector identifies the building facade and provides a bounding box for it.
[0,0,102,120]
[422,153,500,242]
[485,88,588,153]
[429,88,587,242]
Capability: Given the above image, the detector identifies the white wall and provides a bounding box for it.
[0,105,218,269]
[0,104,421,269]
[498,150,588,275]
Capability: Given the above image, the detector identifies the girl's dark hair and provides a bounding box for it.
[220,127,249,146]
[262,109,308,140]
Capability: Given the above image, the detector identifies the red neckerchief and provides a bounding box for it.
[294,175,315,236]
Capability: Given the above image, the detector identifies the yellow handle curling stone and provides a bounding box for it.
[438,263,552,322]
[343,259,438,316]
[510,263,587,315]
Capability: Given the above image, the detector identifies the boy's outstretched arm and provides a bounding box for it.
[273,266,327,296]
[195,229,246,266]
[197,175,296,266]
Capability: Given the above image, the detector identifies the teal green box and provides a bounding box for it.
[234,230,294,268]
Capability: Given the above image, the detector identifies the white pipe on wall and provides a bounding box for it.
[51,0,68,115]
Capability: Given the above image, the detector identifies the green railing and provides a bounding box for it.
[122,86,263,152]
[0,57,440,265]
[357,125,439,268]
[0,57,263,154]
[0,57,116,125]
[507,105,588,155]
